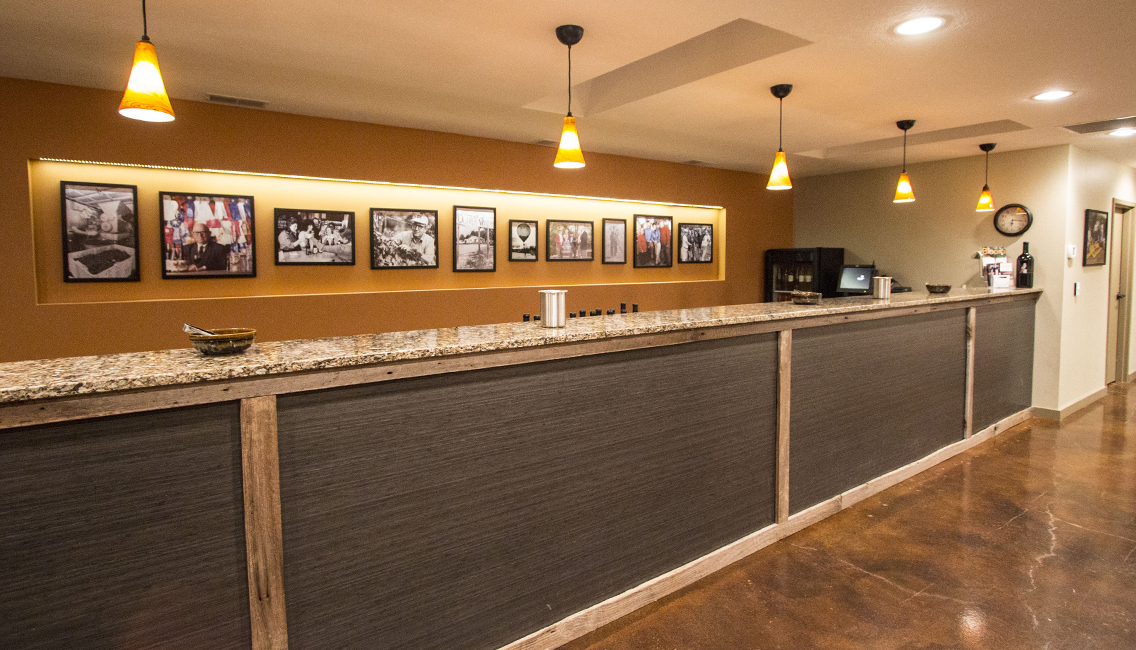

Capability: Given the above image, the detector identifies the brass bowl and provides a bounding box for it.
[791,291,821,305]
[189,328,256,355]
[926,284,952,294]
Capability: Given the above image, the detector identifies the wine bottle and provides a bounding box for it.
[1016,242,1034,288]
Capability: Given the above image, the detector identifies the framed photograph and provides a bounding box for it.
[159,192,255,279]
[275,208,355,265]
[547,220,594,261]
[371,209,439,268]
[61,181,139,282]
[509,220,538,261]
[1084,209,1109,266]
[602,218,626,264]
[678,223,713,263]
[633,215,673,268]
[453,206,496,272]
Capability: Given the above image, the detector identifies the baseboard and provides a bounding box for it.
[1128,369,1136,383]
[1033,386,1109,421]
[496,407,1034,650]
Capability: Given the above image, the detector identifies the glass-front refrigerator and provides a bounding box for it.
[764,247,845,302]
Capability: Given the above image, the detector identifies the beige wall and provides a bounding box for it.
[794,144,1136,413]
[0,77,793,362]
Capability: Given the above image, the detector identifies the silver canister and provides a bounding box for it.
[872,276,892,299]
[538,289,567,327]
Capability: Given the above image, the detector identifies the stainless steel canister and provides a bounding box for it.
[872,276,892,300]
[538,290,567,327]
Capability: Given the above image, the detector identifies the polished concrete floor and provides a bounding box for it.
[559,385,1136,650]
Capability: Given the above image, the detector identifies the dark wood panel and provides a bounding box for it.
[789,310,968,514]
[973,300,1036,430]
[276,335,778,650]
[0,404,251,649]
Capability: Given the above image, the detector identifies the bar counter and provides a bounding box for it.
[0,288,1040,650]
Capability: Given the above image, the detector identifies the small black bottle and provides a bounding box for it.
[1016,242,1034,289]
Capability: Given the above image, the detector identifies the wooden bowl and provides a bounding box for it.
[926,284,952,294]
[189,328,256,355]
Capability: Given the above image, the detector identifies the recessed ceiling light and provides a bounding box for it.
[1032,90,1073,101]
[894,17,945,35]
[1110,128,1136,137]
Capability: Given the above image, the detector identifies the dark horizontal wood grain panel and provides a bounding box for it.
[276,335,778,650]
[0,404,250,649]
[973,300,1035,431]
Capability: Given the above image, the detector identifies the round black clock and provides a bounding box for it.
[994,203,1033,236]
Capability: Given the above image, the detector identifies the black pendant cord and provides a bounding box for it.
[902,129,907,173]
[778,97,783,151]
[141,0,150,41]
[566,45,573,117]
[985,150,990,184]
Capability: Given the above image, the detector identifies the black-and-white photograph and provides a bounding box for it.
[602,218,626,264]
[634,215,673,268]
[548,220,594,261]
[454,206,496,271]
[509,220,538,261]
[678,223,713,263]
[275,208,355,265]
[160,192,255,278]
[61,181,139,282]
[372,209,439,268]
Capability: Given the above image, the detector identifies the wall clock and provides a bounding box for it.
[994,204,1033,236]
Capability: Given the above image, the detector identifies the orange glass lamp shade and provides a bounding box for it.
[119,40,175,122]
[554,115,585,168]
[894,172,915,203]
[976,184,995,212]
[767,149,792,190]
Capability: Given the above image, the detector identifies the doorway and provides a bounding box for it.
[1106,199,1136,384]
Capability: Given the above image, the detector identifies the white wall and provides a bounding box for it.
[794,144,1136,414]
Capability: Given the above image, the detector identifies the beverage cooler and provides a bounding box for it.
[764,247,845,302]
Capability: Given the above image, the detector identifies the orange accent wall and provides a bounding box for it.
[0,77,792,362]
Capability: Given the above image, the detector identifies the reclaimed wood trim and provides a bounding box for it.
[776,330,791,524]
[0,293,1041,430]
[241,396,288,650]
[964,307,976,438]
[491,405,1033,650]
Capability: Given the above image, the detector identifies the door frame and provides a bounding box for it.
[1108,198,1136,383]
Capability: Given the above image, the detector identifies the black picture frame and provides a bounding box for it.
[677,223,713,263]
[547,219,595,261]
[509,219,538,262]
[61,181,140,282]
[371,209,440,269]
[274,208,355,266]
[453,206,496,272]
[1084,209,1109,266]
[602,218,627,264]
[633,215,673,268]
[159,191,256,279]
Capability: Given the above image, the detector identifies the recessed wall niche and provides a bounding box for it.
[30,160,724,305]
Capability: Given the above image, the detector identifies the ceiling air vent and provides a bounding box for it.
[1063,116,1136,134]
[534,140,559,147]
[206,94,269,109]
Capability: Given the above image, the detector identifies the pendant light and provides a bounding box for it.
[766,84,793,190]
[976,143,996,212]
[553,25,585,169]
[893,120,915,203]
[119,0,175,122]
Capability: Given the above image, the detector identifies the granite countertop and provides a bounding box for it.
[0,288,1040,404]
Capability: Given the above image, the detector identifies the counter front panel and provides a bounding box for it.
[973,300,1036,431]
[788,309,968,514]
[0,403,250,649]
[275,334,779,650]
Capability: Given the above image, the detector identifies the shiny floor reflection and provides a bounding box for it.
[558,384,1136,649]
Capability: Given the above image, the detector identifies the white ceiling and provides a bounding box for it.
[1,0,1134,176]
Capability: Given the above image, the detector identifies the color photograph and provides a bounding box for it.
[61,181,139,282]
[454,206,496,271]
[372,209,439,268]
[633,215,672,268]
[160,192,255,278]
[678,223,713,263]
[509,219,538,261]
[547,220,594,261]
[275,209,355,265]
[602,218,626,264]
[1083,209,1108,266]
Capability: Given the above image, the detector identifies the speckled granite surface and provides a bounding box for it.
[0,288,1039,404]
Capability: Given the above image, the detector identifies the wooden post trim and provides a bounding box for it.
[776,330,792,524]
[241,395,289,650]
[964,307,976,439]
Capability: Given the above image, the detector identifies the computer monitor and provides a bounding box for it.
[837,264,875,294]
